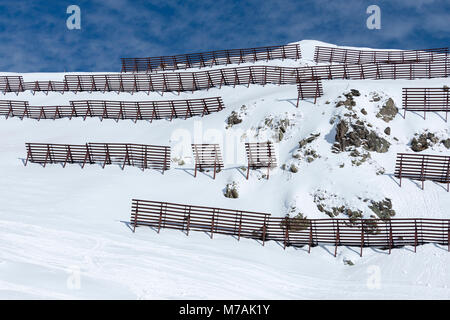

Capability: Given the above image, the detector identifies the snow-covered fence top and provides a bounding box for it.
[0,97,224,122]
[2,60,450,95]
[121,43,301,73]
[395,153,450,191]
[131,199,450,257]
[25,143,171,173]
[402,87,450,121]
[314,46,449,64]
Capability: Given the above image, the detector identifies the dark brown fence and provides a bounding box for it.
[191,144,223,179]
[131,199,270,238]
[0,97,224,122]
[25,143,171,173]
[130,199,450,256]
[3,60,450,95]
[0,76,25,94]
[395,153,450,191]
[296,78,323,107]
[245,142,277,179]
[402,88,450,121]
[314,46,449,64]
[121,43,301,72]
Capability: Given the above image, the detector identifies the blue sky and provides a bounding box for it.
[0,0,449,72]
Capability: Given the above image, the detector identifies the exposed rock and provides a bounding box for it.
[410,132,439,152]
[376,98,398,122]
[368,198,396,220]
[314,191,363,220]
[298,133,320,148]
[351,151,371,166]
[361,108,368,115]
[333,119,390,153]
[224,182,239,198]
[336,92,356,108]
[384,127,391,135]
[226,111,242,127]
[442,138,450,149]
[334,120,349,151]
[290,164,298,173]
[343,259,354,266]
[365,131,390,153]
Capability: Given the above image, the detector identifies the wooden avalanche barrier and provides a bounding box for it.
[25,143,171,173]
[131,199,450,256]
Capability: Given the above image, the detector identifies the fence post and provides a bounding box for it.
[424,88,427,120]
[210,208,215,239]
[388,220,393,255]
[308,221,313,254]
[445,157,450,192]
[420,156,426,190]
[262,215,267,247]
[267,142,271,180]
[414,219,418,253]
[403,89,408,119]
[447,221,449,252]
[133,200,139,233]
[446,89,449,123]
[284,226,289,250]
[158,202,164,233]
[163,147,168,175]
[334,220,340,257]
[399,154,403,187]
[43,144,51,167]
[24,144,32,166]
[360,220,364,257]
[237,211,242,241]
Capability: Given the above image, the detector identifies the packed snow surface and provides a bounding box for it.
[0,40,449,299]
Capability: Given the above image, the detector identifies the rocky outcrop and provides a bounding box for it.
[224,182,239,198]
[298,133,320,148]
[335,89,360,109]
[410,132,439,152]
[376,98,398,122]
[226,111,242,127]
[333,120,390,153]
[368,198,396,220]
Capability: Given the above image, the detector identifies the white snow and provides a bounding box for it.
[1,40,449,299]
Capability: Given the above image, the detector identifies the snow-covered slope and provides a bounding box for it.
[1,40,449,299]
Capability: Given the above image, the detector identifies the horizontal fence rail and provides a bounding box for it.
[25,143,171,173]
[121,43,301,72]
[402,88,450,121]
[395,153,450,191]
[314,46,449,64]
[3,60,450,95]
[130,199,450,256]
[296,78,323,107]
[191,144,224,179]
[0,97,224,122]
[245,142,277,179]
